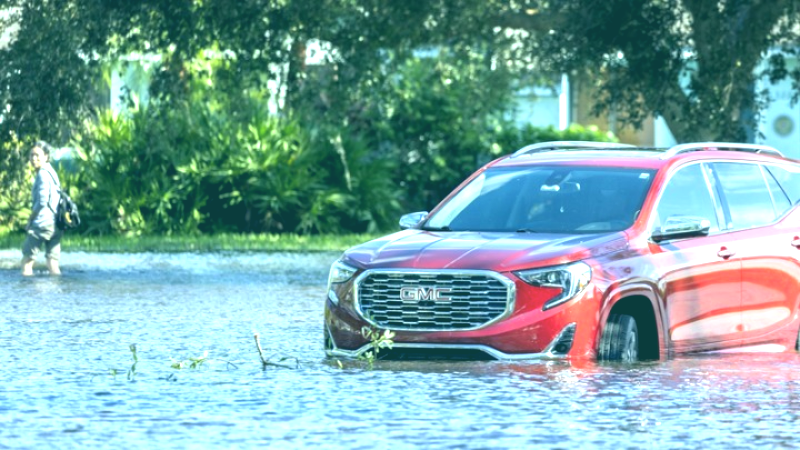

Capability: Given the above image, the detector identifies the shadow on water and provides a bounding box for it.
[1,250,799,449]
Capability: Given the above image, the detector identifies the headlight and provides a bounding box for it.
[514,261,592,311]
[327,260,358,305]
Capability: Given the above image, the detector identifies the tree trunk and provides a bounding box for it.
[284,38,307,113]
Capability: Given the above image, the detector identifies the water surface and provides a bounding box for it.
[1,250,799,449]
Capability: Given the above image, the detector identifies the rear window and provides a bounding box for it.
[766,165,800,205]
[763,167,792,215]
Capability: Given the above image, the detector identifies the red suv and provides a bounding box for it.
[324,141,800,361]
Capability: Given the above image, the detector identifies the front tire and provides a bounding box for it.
[796,326,800,351]
[598,314,639,362]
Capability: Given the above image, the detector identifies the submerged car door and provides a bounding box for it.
[712,161,800,349]
[648,162,742,351]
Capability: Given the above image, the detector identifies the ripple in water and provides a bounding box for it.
[0,252,799,449]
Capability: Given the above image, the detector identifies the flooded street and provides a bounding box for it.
[1,250,799,449]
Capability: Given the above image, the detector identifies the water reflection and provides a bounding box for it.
[0,251,799,449]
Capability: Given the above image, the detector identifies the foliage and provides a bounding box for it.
[127,343,139,381]
[71,94,318,235]
[69,90,402,235]
[0,136,33,230]
[295,50,521,213]
[536,0,800,141]
[170,351,209,370]
[301,127,401,234]
[13,0,783,236]
[66,40,404,236]
[0,0,151,153]
[496,123,619,156]
[0,0,545,225]
[358,326,395,369]
[4,0,800,153]
[169,351,239,371]
[71,106,194,235]
[368,53,516,211]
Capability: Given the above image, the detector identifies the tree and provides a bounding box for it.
[0,0,112,142]
[528,0,800,142]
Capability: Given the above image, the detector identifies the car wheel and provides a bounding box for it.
[598,314,639,362]
[323,324,334,352]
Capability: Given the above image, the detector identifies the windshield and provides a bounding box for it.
[425,166,656,233]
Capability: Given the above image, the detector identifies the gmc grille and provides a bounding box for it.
[355,270,515,331]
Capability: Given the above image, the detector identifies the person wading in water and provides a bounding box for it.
[21,141,62,276]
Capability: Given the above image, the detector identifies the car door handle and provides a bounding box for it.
[717,247,736,259]
[793,237,800,248]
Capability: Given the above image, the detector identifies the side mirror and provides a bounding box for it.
[399,211,429,230]
[652,216,711,243]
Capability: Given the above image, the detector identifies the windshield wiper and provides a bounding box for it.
[422,225,451,232]
[515,228,539,233]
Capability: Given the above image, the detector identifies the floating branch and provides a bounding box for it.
[254,333,298,369]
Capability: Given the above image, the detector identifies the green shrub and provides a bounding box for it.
[0,136,33,231]
[70,90,401,235]
[305,51,619,215]
[197,105,320,234]
[71,105,198,234]
[299,128,401,234]
[373,55,514,212]
[71,95,322,235]
[495,123,619,155]
[67,45,618,236]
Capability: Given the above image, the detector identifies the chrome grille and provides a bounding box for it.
[355,270,515,331]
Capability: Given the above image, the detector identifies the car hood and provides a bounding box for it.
[343,229,628,271]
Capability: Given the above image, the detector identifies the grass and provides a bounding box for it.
[0,230,386,253]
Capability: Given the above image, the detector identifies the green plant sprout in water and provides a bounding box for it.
[358,327,395,368]
[108,344,138,380]
[110,344,243,381]
[127,343,138,380]
[108,344,139,381]
[170,351,209,370]
[170,351,239,371]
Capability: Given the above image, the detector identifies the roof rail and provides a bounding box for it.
[661,142,784,159]
[511,141,637,157]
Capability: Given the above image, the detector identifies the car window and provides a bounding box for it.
[653,164,720,233]
[713,162,776,230]
[426,166,655,233]
[763,166,792,216]
[765,165,800,205]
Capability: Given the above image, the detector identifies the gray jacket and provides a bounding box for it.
[31,163,60,230]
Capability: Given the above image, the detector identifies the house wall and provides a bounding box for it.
[756,55,800,160]
[509,85,561,129]
[570,74,655,147]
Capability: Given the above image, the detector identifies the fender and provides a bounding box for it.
[599,279,669,359]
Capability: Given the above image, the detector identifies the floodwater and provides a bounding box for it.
[1,250,799,449]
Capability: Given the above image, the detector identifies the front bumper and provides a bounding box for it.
[325,322,578,360]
